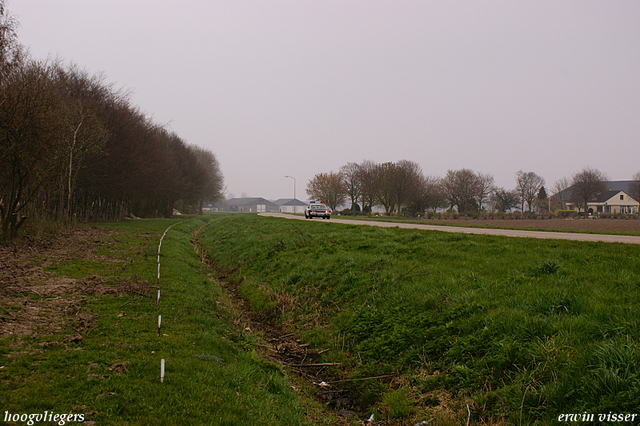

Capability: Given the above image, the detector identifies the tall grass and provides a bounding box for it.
[198,214,640,424]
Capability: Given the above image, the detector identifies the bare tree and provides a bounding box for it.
[570,166,607,214]
[53,64,109,220]
[306,172,346,211]
[340,162,362,215]
[0,0,24,84]
[358,159,378,213]
[191,145,225,214]
[375,162,397,215]
[410,175,446,215]
[442,169,480,216]
[0,0,227,232]
[0,59,60,238]
[491,188,520,212]
[393,160,423,216]
[476,172,495,211]
[515,170,544,212]
[552,177,571,210]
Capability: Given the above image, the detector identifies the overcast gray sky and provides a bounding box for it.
[10,1,640,201]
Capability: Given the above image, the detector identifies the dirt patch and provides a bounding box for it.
[0,227,116,292]
[0,227,150,339]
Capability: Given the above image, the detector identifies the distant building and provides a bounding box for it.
[559,181,639,214]
[274,198,307,214]
[226,197,279,213]
[566,190,638,214]
[201,201,220,212]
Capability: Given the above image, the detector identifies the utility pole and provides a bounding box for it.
[284,175,296,200]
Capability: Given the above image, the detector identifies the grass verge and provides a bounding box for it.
[197,213,640,425]
[328,215,640,236]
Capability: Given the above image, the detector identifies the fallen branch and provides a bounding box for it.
[327,373,397,384]
[397,266,439,282]
[297,362,341,367]
[118,296,144,309]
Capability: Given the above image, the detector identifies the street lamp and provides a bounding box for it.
[284,175,296,200]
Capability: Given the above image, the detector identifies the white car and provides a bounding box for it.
[305,202,331,219]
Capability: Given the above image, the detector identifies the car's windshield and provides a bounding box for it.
[311,205,327,210]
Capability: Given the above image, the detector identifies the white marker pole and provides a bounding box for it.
[158,315,162,337]
[160,359,165,383]
[157,290,161,305]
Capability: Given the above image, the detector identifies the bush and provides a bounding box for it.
[442,211,458,219]
[554,210,578,218]
[538,211,553,220]
[613,213,633,219]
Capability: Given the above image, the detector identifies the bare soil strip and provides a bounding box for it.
[259,213,640,244]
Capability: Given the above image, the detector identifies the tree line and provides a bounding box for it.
[0,2,224,239]
[307,160,640,217]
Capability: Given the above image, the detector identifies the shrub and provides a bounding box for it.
[554,210,578,218]
[614,213,631,219]
[539,211,553,220]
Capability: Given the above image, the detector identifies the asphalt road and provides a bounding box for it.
[258,212,640,245]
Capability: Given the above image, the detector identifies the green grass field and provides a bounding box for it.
[2,213,639,425]
[0,217,329,426]
[197,213,640,425]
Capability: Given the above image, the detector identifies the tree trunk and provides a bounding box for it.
[66,121,83,220]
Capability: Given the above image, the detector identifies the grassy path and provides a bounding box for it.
[260,212,640,244]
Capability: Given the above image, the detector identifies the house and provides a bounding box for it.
[226,197,279,213]
[201,201,220,212]
[274,198,308,214]
[566,189,639,214]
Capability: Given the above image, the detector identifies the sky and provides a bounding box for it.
[9,0,640,201]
